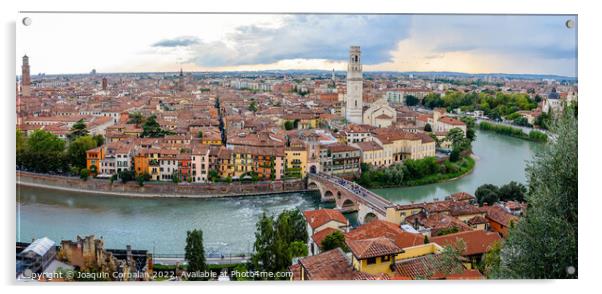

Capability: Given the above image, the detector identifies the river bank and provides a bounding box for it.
[355,156,476,189]
[478,121,548,142]
[17,171,308,199]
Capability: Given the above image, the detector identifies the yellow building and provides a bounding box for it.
[395,242,443,261]
[351,141,391,167]
[385,203,425,225]
[347,237,404,276]
[285,142,308,178]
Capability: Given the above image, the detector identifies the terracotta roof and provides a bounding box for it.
[430,230,502,256]
[442,269,484,280]
[354,141,383,152]
[448,192,475,202]
[345,220,424,249]
[467,215,489,225]
[303,209,348,230]
[393,254,465,279]
[297,248,354,280]
[352,272,391,280]
[327,143,360,153]
[481,204,519,227]
[347,237,404,259]
[405,213,471,234]
[438,116,466,126]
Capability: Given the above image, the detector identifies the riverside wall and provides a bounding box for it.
[16,171,309,198]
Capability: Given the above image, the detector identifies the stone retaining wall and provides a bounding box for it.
[17,171,308,198]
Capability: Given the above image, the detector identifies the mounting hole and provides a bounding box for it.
[565,19,575,29]
[22,17,32,26]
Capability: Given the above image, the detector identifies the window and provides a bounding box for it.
[382,255,391,262]
[367,257,377,265]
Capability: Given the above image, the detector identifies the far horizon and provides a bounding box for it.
[17,13,577,77]
[17,67,578,80]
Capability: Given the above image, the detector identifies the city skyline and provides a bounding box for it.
[17,14,577,76]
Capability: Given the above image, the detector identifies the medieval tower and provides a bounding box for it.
[345,46,363,124]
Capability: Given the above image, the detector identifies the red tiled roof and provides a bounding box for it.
[448,192,476,202]
[353,272,391,280]
[347,237,404,259]
[443,269,484,280]
[481,205,519,227]
[303,209,348,230]
[297,248,354,280]
[430,230,502,256]
[439,116,466,126]
[393,254,465,280]
[345,220,424,249]
[467,215,489,225]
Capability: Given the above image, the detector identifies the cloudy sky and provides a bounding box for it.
[17,13,577,76]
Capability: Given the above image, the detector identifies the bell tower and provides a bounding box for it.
[345,46,363,124]
[21,55,31,97]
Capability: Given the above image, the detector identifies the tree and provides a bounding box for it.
[460,116,477,142]
[127,112,144,125]
[79,168,89,181]
[405,95,419,106]
[252,210,308,278]
[252,213,276,275]
[67,135,98,169]
[279,209,308,244]
[449,148,460,162]
[424,123,432,132]
[289,241,308,258]
[475,184,500,206]
[136,174,145,186]
[248,101,258,112]
[284,120,295,130]
[185,229,207,281]
[321,231,349,252]
[92,134,105,146]
[27,129,65,153]
[68,119,89,141]
[16,129,27,167]
[197,131,203,139]
[499,181,526,202]
[479,241,502,278]
[497,108,578,279]
[141,115,173,138]
[208,169,219,182]
[118,169,135,183]
[446,128,468,152]
[19,130,68,173]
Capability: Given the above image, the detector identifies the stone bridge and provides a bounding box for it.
[307,173,393,224]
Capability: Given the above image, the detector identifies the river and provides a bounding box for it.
[16,130,543,255]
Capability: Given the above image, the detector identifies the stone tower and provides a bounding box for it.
[21,55,31,97]
[345,46,363,124]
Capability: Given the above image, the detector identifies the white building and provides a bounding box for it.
[345,46,363,124]
[363,98,397,128]
[191,145,211,183]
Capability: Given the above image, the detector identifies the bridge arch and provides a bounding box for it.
[342,199,355,208]
[307,182,318,191]
[324,190,334,198]
[363,212,378,224]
